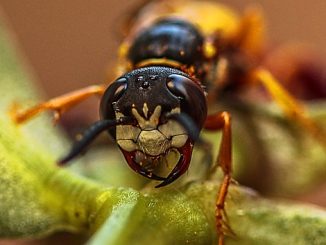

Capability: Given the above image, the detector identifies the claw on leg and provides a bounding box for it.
[216,174,236,245]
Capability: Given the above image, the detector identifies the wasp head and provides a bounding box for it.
[100,66,207,187]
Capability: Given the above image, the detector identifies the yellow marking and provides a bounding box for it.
[118,42,129,59]
[151,105,162,126]
[138,130,168,156]
[116,106,188,154]
[117,139,138,152]
[132,108,146,126]
[128,0,240,39]
[135,58,183,69]
[171,107,181,114]
[203,41,216,58]
[116,124,141,140]
[171,135,188,148]
[143,103,149,118]
[132,105,162,130]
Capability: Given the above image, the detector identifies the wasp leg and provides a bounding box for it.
[204,111,234,245]
[11,85,106,124]
[251,68,326,147]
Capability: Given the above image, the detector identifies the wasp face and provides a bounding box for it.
[100,66,207,187]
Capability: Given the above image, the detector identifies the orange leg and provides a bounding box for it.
[250,68,326,147]
[204,111,234,245]
[11,85,106,124]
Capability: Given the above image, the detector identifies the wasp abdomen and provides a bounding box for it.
[128,19,204,66]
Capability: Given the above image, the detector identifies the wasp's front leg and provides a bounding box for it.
[11,85,106,124]
[204,111,234,245]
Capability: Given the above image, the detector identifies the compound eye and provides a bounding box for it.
[166,74,207,129]
[167,74,194,100]
[100,78,128,120]
[111,78,128,100]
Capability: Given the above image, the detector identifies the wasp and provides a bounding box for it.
[11,0,326,244]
